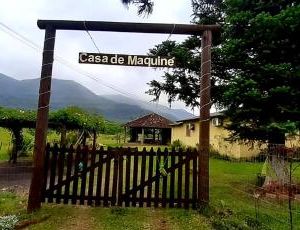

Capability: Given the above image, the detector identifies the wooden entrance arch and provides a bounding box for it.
[27,20,220,211]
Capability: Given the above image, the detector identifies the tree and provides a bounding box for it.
[147,0,300,145]
[121,0,154,16]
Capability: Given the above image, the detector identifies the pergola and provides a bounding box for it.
[124,113,172,145]
[0,114,99,163]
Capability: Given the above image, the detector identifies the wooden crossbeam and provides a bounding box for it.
[37,20,220,35]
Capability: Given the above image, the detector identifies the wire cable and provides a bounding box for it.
[83,21,101,53]
[0,22,168,111]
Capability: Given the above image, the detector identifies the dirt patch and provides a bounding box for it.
[58,206,95,230]
[148,209,171,230]
[0,161,32,196]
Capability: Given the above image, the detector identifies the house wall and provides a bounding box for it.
[286,134,300,148]
[171,120,262,158]
[172,119,300,158]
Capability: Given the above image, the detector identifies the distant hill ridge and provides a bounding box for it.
[0,73,194,122]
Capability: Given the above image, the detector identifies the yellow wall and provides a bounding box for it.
[172,120,300,158]
[171,120,262,158]
[286,133,300,148]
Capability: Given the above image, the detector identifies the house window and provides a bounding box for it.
[186,124,191,136]
[212,118,222,127]
[186,123,195,136]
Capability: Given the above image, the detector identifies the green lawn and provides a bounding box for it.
[210,159,300,229]
[0,193,210,230]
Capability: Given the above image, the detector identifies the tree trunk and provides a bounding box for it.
[81,131,88,146]
[263,132,289,187]
[10,128,23,164]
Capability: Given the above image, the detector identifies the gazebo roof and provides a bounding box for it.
[124,113,173,129]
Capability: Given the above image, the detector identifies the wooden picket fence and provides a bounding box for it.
[42,144,199,209]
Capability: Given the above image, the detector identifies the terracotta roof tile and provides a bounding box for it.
[124,113,173,128]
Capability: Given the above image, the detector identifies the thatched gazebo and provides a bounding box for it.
[124,113,173,145]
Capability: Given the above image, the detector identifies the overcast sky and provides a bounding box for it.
[0,0,197,112]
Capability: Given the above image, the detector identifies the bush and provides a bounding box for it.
[170,139,186,151]
[0,215,19,230]
[66,132,79,145]
[19,133,34,156]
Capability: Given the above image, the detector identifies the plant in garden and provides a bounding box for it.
[0,215,19,230]
[170,139,186,151]
[19,132,34,157]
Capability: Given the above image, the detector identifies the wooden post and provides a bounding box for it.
[92,130,97,149]
[124,126,127,143]
[27,26,56,212]
[60,125,67,146]
[141,128,145,144]
[198,30,212,206]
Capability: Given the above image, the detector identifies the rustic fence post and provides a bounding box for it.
[27,25,56,212]
[198,29,212,206]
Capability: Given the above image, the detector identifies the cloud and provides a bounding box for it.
[0,0,194,111]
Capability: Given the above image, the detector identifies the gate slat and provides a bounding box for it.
[56,145,66,204]
[192,150,198,209]
[63,145,74,204]
[139,148,147,207]
[48,144,59,203]
[162,148,168,208]
[88,146,96,205]
[184,150,190,209]
[125,148,131,207]
[146,148,154,207]
[72,145,81,204]
[103,148,111,207]
[177,149,183,208]
[42,143,50,202]
[132,149,139,207]
[95,147,104,206]
[117,148,124,206]
[154,148,161,208]
[79,146,88,205]
[169,149,175,208]
[111,149,119,206]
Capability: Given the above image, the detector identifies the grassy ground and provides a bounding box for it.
[1,128,300,229]
[1,158,299,229]
[209,159,300,229]
[0,193,210,230]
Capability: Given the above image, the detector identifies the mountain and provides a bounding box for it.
[102,94,195,121]
[0,73,194,122]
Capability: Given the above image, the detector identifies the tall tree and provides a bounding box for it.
[121,0,154,16]
[147,0,300,145]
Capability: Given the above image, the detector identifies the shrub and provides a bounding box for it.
[170,139,186,151]
[19,133,34,156]
[0,215,19,230]
[66,132,79,145]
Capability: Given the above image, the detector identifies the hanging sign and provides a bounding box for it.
[79,52,176,67]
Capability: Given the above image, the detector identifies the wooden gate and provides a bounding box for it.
[42,144,199,209]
